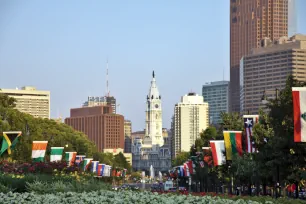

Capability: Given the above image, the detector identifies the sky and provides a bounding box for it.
[0,1,305,131]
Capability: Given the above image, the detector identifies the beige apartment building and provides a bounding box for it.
[240,34,306,113]
[230,0,289,112]
[173,92,209,157]
[0,86,50,119]
[124,120,132,153]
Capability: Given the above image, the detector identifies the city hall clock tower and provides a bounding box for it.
[144,71,164,148]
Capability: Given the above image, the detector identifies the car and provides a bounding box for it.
[167,187,177,192]
[178,187,187,192]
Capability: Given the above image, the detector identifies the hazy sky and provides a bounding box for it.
[0,1,305,131]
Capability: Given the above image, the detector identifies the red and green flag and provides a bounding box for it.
[223,131,243,160]
[0,131,22,156]
[292,87,306,142]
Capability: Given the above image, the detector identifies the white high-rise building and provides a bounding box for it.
[173,93,209,157]
[132,71,171,173]
[0,86,50,119]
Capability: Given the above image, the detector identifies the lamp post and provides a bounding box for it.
[261,88,280,198]
[261,88,279,104]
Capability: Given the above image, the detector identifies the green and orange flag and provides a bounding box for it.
[223,131,243,160]
[0,131,22,156]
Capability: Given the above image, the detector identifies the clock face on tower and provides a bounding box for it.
[155,104,159,108]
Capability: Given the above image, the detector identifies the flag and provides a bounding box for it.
[183,163,187,176]
[223,131,243,160]
[243,115,259,152]
[101,164,105,176]
[179,166,184,177]
[32,141,48,162]
[50,147,64,162]
[97,164,103,176]
[292,87,306,142]
[90,161,99,173]
[187,160,193,174]
[112,169,116,177]
[202,147,212,166]
[0,131,22,155]
[83,158,93,171]
[65,152,77,166]
[209,140,225,166]
[75,155,86,166]
[103,165,111,177]
[184,163,190,177]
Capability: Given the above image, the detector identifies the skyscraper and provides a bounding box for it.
[240,34,306,114]
[124,120,132,153]
[230,0,289,112]
[173,93,209,157]
[202,81,229,124]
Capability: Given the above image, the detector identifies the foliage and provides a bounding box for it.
[130,171,142,180]
[171,152,189,167]
[175,75,306,197]
[0,172,111,193]
[26,178,111,194]
[0,93,130,170]
[0,161,80,175]
[113,152,131,171]
[0,190,305,203]
[0,183,14,193]
[193,126,218,152]
[220,112,244,131]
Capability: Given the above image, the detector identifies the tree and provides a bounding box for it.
[172,152,189,167]
[0,94,98,161]
[220,112,244,131]
[113,152,131,171]
[265,75,306,197]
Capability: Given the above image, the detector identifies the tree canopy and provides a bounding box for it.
[0,93,131,171]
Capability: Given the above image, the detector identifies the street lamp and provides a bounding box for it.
[261,88,280,198]
[261,88,279,104]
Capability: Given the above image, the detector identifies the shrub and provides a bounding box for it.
[0,183,14,193]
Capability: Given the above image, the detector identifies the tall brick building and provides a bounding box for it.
[230,0,289,112]
[65,105,124,152]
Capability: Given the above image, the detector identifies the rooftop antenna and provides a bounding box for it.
[223,66,224,81]
[106,58,110,97]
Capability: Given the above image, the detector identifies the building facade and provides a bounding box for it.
[202,81,229,124]
[83,96,116,114]
[131,130,145,144]
[124,120,132,153]
[0,86,50,119]
[173,93,209,158]
[240,34,306,113]
[132,71,171,173]
[230,0,289,112]
[65,105,124,152]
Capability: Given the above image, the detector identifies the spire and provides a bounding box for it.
[148,71,160,100]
